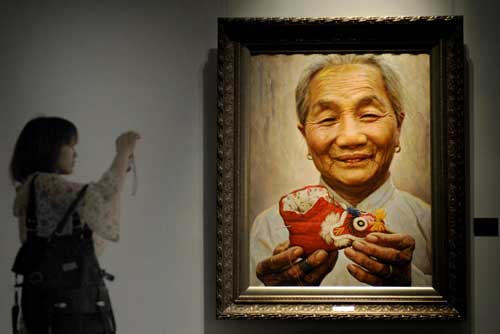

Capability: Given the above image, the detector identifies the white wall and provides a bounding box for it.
[0,1,222,334]
[1,1,499,334]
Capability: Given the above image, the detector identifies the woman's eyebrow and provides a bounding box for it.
[313,99,340,112]
[356,95,386,110]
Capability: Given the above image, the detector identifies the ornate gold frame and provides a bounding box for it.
[216,16,466,319]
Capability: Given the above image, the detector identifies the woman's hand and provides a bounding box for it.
[344,232,414,286]
[256,241,338,286]
[116,131,141,158]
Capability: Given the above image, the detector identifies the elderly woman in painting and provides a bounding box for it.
[250,55,432,287]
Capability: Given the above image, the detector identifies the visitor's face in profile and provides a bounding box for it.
[56,136,78,175]
[300,64,401,195]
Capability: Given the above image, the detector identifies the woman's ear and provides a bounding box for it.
[297,123,306,138]
[394,112,405,147]
[397,111,405,130]
[298,123,313,160]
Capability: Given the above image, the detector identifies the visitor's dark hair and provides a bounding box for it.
[10,116,78,184]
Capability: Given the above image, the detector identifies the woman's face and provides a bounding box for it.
[55,136,77,175]
[299,64,401,196]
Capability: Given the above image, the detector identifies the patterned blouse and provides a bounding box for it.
[13,170,120,255]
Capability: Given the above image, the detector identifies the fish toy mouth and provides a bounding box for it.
[279,185,388,256]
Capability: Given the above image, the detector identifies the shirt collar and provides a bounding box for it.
[319,176,395,212]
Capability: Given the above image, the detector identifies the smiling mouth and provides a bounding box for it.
[334,154,372,164]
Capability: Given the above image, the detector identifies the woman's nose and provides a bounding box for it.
[335,117,367,148]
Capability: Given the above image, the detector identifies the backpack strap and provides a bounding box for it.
[11,275,20,334]
[50,184,89,240]
[25,175,39,240]
[26,174,89,241]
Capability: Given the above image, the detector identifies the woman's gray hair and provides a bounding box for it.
[295,54,404,127]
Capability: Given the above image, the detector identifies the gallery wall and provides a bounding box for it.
[0,1,498,334]
[0,1,222,334]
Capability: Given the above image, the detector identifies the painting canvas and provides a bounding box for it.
[246,53,432,287]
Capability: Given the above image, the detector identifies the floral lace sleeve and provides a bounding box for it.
[78,171,120,241]
[15,171,121,242]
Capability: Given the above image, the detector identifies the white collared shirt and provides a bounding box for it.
[249,177,432,286]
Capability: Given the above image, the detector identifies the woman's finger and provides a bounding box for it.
[302,251,338,285]
[365,233,415,251]
[256,246,303,274]
[344,247,388,276]
[281,249,328,284]
[273,240,290,255]
[352,240,412,265]
[346,264,385,286]
[127,131,140,140]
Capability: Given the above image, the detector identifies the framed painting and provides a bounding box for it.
[216,16,466,319]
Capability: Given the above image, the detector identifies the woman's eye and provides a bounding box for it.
[360,113,381,121]
[320,117,337,123]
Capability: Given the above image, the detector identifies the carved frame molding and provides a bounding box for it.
[216,16,466,320]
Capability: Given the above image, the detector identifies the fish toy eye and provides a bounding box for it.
[353,217,369,232]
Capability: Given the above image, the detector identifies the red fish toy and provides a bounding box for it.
[279,185,389,256]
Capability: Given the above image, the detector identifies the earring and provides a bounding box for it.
[307,153,313,160]
[395,145,401,153]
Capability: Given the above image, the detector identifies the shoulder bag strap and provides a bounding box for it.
[25,175,39,239]
[49,184,89,240]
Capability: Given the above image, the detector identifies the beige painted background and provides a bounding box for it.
[244,54,431,227]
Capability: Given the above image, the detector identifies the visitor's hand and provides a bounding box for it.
[344,232,414,286]
[116,131,140,158]
[256,241,338,286]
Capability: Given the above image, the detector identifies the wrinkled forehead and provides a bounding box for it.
[311,63,385,89]
[308,63,390,105]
